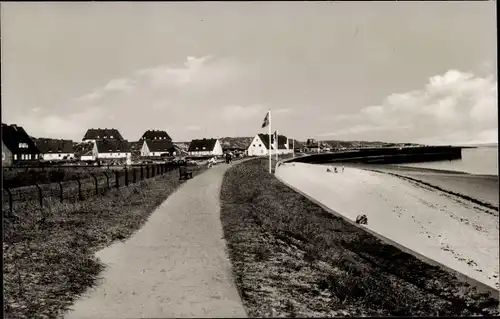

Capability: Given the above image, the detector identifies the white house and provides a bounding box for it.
[95,140,131,159]
[35,138,75,161]
[140,139,176,157]
[187,138,223,156]
[247,134,273,156]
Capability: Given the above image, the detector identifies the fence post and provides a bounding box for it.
[124,167,129,186]
[74,177,83,201]
[103,172,110,190]
[115,171,120,189]
[91,174,98,195]
[133,167,137,184]
[5,188,13,215]
[146,165,149,179]
[141,165,144,180]
[58,181,64,203]
[34,184,43,208]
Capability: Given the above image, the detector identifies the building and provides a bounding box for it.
[187,138,223,157]
[82,128,124,143]
[219,137,253,155]
[140,139,176,157]
[75,142,97,162]
[34,138,75,161]
[247,134,274,156]
[95,140,131,163]
[2,140,13,166]
[140,129,172,141]
[274,134,293,155]
[1,123,41,165]
[247,133,293,156]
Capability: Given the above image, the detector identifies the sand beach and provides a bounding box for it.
[275,162,499,290]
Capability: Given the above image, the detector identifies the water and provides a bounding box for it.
[398,146,498,176]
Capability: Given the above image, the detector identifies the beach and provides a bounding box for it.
[275,162,499,290]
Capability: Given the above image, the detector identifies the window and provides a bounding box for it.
[259,144,262,147]
[18,142,28,148]
[14,154,17,160]
[2,153,5,160]
[27,154,31,160]
[202,146,206,150]
[35,154,38,159]
[253,144,255,147]
[110,135,114,138]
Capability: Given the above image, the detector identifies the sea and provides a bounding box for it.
[398,145,498,176]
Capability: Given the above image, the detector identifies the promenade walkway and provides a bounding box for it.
[65,163,247,318]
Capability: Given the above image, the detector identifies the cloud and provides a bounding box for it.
[323,69,497,144]
[17,56,242,141]
[10,107,104,140]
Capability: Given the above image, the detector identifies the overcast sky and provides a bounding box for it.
[2,1,497,144]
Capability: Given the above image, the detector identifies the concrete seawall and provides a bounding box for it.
[290,146,462,164]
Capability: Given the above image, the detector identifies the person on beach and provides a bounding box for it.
[342,165,344,173]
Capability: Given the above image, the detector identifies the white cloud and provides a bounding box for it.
[18,56,242,141]
[323,69,497,144]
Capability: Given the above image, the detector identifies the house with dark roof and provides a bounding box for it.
[140,130,172,141]
[74,142,97,161]
[34,138,75,161]
[187,138,223,157]
[247,133,293,156]
[140,139,176,157]
[219,137,253,154]
[82,128,124,143]
[95,140,131,163]
[2,123,41,165]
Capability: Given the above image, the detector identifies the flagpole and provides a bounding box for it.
[268,109,272,174]
[275,129,279,162]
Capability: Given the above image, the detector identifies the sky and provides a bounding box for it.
[1,1,497,145]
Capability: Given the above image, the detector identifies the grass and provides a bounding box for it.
[3,166,207,318]
[220,158,499,317]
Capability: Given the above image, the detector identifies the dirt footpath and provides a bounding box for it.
[65,163,247,318]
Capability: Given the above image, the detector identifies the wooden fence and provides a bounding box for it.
[2,163,183,214]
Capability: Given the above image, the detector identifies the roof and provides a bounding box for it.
[275,135,288,150]
[95,140,131,153]
[145,139,175,152]
[34,138,74,154]
[257,134,273,150]
[129,141,143,152]
[74,142,95,157]
[219,137,253,150]
[83,128,124,141]
[140,130,172,141]
[1,123,40,154]
[188,138,218,152]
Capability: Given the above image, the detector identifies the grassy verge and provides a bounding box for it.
[3,166,207,318]
[220,158,499,317]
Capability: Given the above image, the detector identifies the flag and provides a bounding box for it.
[261,111,270,128]
[273,130,278,148]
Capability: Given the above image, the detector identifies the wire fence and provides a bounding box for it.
[2,163,186,214]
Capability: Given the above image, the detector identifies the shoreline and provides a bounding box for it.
[275,162,499,291]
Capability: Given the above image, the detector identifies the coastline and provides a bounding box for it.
[275,162,499,290]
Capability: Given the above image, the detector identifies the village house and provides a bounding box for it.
[82,128,124,143]
[34,138,75,161]
[247,134,274,156]
[219,137,253,156]
[2,123,41,166]
[140,139,176,157]
[247,133,293,156]
[140,129,172,141]
[95,140,131,164]
[187,138,223,157]
[75,142,97,162]
[274,134,294,155]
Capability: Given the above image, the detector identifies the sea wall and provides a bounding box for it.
[290,146,462,164]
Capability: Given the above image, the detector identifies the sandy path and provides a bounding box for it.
[65,164,247,319]
[275,163,499,290]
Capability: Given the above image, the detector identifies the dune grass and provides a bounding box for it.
[220,158,499,317]
[3,166,206,318]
